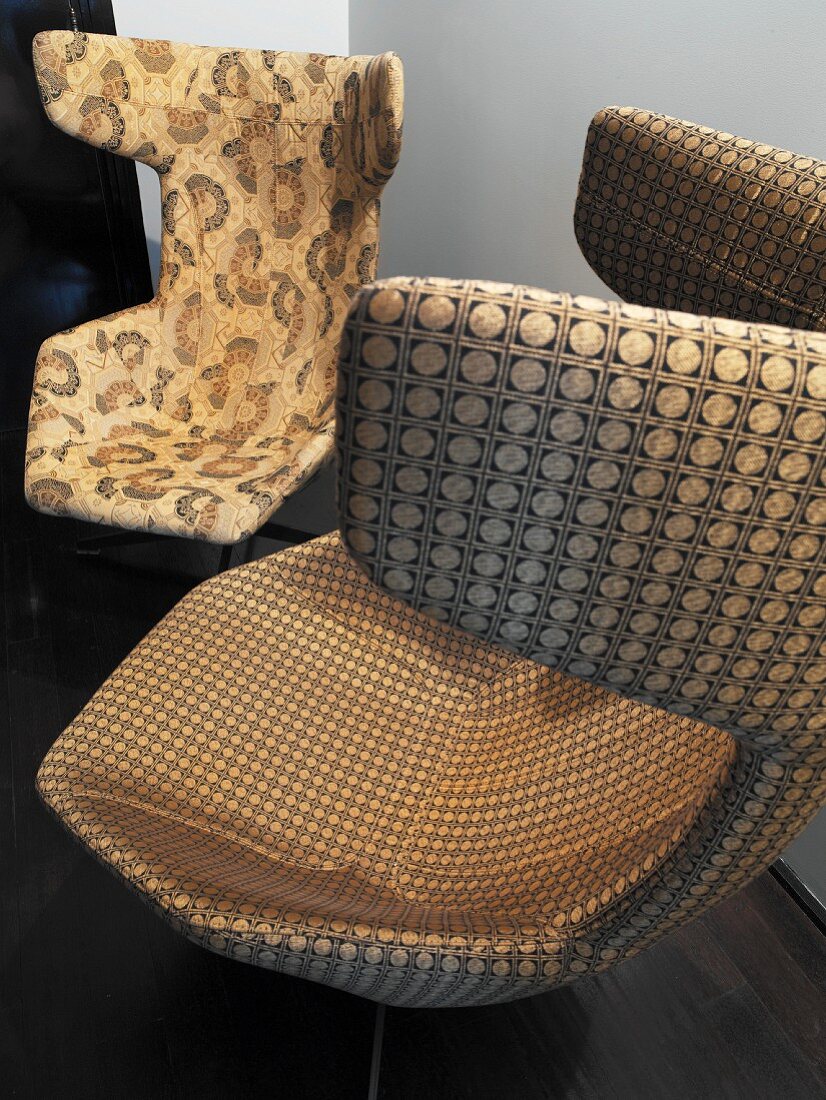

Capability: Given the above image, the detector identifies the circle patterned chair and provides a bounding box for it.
[25,31,402,549]
[38,270,826,1010]
[575,105,826,330]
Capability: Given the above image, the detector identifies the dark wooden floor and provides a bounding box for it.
[2,428,825,1100]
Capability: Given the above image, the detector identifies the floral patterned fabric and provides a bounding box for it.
[25,31,403,543]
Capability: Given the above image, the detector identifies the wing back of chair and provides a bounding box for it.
[336,276,826,966]
[32,30,403,425]
[575,106,826,331]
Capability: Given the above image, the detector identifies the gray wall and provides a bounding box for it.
[351,0,826,295]
[350,0,826,902]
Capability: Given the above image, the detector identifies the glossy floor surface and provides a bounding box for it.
[1,428,825,1099]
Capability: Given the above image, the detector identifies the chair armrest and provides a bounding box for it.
[575,106,826,331]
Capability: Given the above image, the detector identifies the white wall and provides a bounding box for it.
[350,0,826,904]
[113,0,348,51]
[351,0,826,298]
[112,0,350,285]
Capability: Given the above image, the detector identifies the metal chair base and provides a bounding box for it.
[368,1003,386,1100]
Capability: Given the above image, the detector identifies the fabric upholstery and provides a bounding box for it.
[337,278,826,768]
[25,31,402,543]
[37,531,738,1007]
[575,106,826,331]
[38,275,826,1007]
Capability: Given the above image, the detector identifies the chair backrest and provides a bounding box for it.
[575,106,826,332]
[32,30,403,425]
[337,276,826,768]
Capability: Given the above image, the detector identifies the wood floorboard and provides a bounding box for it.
[1,426,824,1100]
[704,983,825,1098]
[702,875,826,1077]
[9,634,107,1099]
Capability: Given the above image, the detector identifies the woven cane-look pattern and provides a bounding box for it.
[339,278,826,769]
[25,31,402,543]
[576,106,826,331]
[38,532,741,1007]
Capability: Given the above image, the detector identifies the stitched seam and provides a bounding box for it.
[42,787,512,940]
[55,87,353,126]
[398,787,714,878]
[55,784,428,912]
[569,750,741,940]
[579,187,826,328]
[57,783,365,873]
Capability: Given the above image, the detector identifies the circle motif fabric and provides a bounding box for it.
[339,277,826,762]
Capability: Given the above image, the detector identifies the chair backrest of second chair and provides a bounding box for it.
[575,105,826,333]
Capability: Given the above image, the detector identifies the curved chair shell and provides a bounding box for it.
[336,277,826,975]
[37,277,825,1007]
[575,106,826,331]
[25,31,403,543]
[36,531,737,1007]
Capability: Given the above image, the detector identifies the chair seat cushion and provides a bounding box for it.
[37,533,735,1005]
[25,306,334,543]
[26,402,332,544]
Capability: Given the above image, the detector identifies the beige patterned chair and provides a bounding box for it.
[35,111,826,1048]
[25,31,402,550]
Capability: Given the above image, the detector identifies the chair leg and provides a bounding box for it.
[76,529,161,555]
[367,1002,386,1100]
[76,522,315,562]
[218,544,234,572]
[258,520,319,546]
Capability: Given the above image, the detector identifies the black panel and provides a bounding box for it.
[0,0,152,430]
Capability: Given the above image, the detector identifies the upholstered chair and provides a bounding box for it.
[37,268,826,1015]
[575,105,826,329]
[25,31,402,549]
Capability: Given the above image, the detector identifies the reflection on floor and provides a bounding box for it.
[2,428,825,1100]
